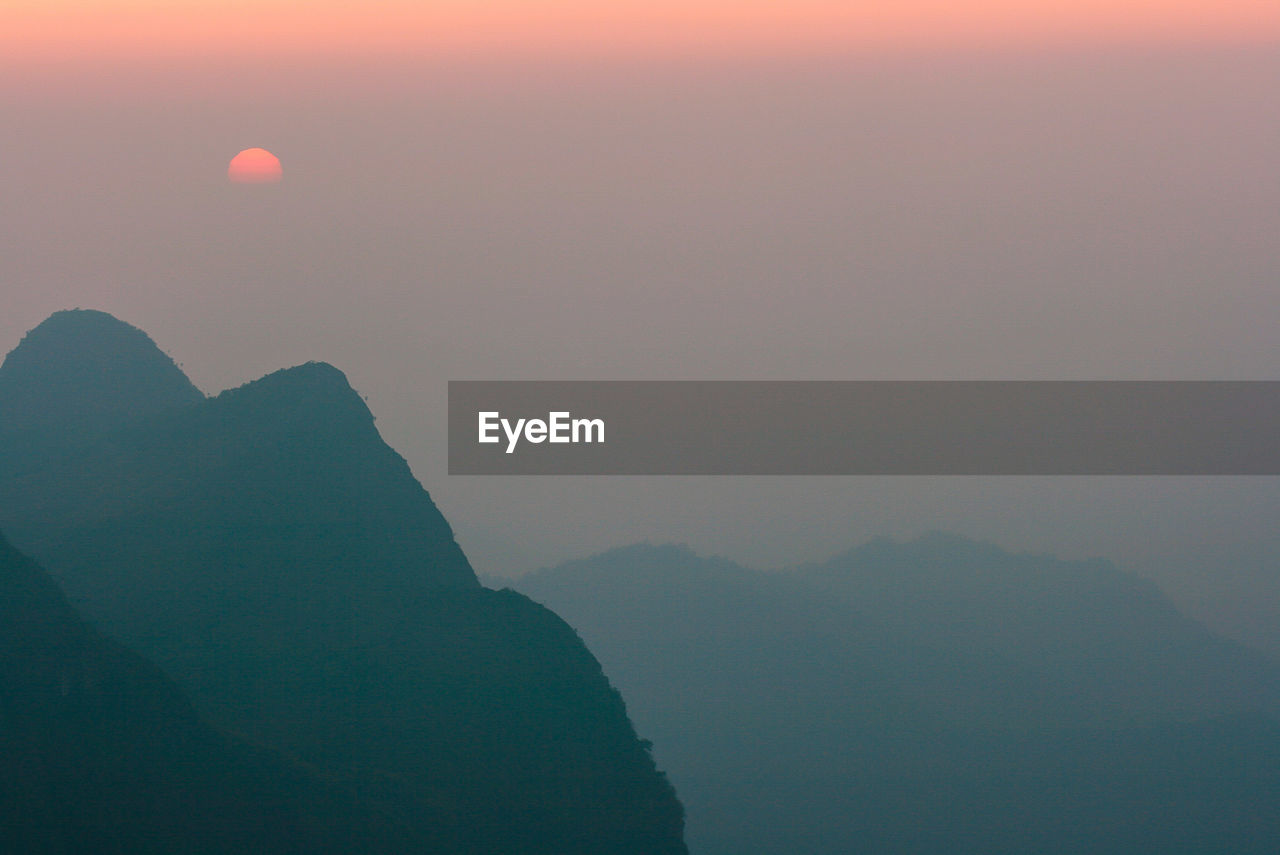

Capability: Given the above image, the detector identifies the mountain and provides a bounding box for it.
[0,529,415,854]
[0,311,685,855]
[802,533,1280,727]
[0,309,203,475]
[512,537,1280,855]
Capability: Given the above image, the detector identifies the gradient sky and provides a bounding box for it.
[4,0,1280,61]
[1,4,1278,652]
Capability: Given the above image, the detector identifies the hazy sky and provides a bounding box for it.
[5,1,1278,60]
[1,6,1278,648]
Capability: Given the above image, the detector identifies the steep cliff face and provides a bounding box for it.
[3,360,476,612]
[0,311,686,855]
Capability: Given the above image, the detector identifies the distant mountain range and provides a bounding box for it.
[510,536,1280,855]
[0,310,686,854]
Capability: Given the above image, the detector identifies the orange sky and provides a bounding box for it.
[3,0,1279,60]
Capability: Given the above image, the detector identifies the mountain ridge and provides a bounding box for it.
[0,310,686,855]
[512,534,1280,855]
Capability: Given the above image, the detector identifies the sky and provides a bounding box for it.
[4,0,1280,61]
[1,4,1278,649]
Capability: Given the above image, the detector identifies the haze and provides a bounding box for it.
[1,24,1278,651]
[6,1,1279,60]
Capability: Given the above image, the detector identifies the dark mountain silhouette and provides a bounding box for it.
[0,309,203,475]
[512,537,1280,855]
[0,530,418,854]
[0,311,685,855]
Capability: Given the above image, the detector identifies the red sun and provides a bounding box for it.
[228,148,283,183]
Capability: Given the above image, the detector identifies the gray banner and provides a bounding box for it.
[448,381,1280,475]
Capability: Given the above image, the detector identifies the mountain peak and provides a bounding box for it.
[219,361,363,408]
[209,361,380,445]
[0,309,204,438]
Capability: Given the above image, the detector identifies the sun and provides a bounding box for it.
[228,148,283,183]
